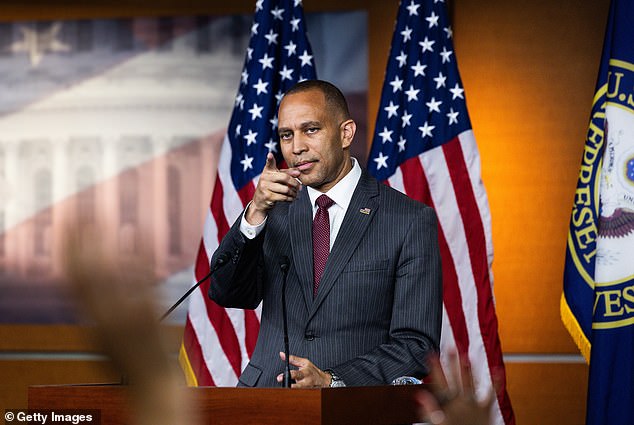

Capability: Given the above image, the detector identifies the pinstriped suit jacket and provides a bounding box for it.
[209,170,442,387]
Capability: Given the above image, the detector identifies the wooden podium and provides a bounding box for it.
[29,384,424,424]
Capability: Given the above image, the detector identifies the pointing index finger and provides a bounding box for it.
[264,152,278,171]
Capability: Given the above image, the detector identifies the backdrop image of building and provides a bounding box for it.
[0,12,368,323]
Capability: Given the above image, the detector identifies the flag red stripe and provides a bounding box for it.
[235,181,260,357]
[207,175,243,374]
[244,310,260,357]
[199,291,243,378]
[437,231,471,356]
[194,240,243,378]
[183,318,216,386]
[210,176,230,243]
[238,181,256,208]
[399,156,471,356]
[398,156,427,203]
[194,239,211,280]
[442,138,513,422]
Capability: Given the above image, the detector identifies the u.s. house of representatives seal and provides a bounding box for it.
[593,59,634,330]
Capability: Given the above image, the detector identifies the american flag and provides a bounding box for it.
[179,0,316,386]
[367,1,515,424]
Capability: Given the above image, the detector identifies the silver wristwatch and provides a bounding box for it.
[326,369,346,388]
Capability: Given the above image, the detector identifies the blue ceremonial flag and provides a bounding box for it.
[562,0,634,423]
[367,1,514,424]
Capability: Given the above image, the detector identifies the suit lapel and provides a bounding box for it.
[309,171,380,319]
[289,186,314,309]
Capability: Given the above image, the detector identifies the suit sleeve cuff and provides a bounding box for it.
[239,202,267,239]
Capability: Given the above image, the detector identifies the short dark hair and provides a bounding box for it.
[283,79,351,120]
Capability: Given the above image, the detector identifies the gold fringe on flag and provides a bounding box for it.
[560,294,591,363]
[179,343,199,387]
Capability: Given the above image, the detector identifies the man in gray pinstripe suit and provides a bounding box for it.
[209,80,442,388]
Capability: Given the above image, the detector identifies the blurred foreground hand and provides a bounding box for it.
[63,225,193,425]
[415,352,494,425]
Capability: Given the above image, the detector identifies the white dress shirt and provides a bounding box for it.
[240,158,362,249]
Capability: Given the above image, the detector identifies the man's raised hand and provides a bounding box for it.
[245,152,301,225]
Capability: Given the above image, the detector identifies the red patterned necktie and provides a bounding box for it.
[312,194,334,297]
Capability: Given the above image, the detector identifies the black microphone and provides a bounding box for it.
[160,251,231,322]
[280,256,292,388]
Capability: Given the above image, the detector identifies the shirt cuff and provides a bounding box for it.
[239,202,267,239]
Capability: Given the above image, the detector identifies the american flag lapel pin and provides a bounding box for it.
[359,208,371,215]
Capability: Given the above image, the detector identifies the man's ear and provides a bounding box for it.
[341,119,356,149]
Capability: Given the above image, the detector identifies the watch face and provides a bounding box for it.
[329,374,345,387]
[326,370,345,387]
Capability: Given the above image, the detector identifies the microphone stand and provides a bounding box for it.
[280,257,292,388]
[119,252,230,385]
[160,252,230,322]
